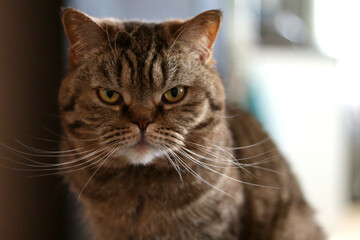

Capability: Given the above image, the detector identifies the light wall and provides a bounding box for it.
[246,47,349,235]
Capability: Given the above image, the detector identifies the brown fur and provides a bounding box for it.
[59,8,325,240]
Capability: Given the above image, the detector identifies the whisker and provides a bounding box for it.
[167,148,237,200]
[38,124,98,142]
[182,144,254,179]
[32,150,110,177]
[219,113,241,119]
[19,134,63,143]
[162,148,183,184]
[186,140,277,162]
[0,141,105,168]
[201,136,271,151]
[178,148,278,189]
[31,139,126,172]
[246,165,283,176]
[77,147,119,200]
[242,157,277,167]
[186,141,235,162]
[1,147,106,172]
[12,138,97,155]
[180,146,256,179]
[181,147,280,178]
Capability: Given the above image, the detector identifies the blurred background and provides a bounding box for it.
[0,0,359,239]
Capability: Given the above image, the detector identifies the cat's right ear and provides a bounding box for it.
[170,10,222,64]
[61,8,106,65]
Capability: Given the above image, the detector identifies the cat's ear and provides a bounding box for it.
[61,8,106,64]
[174,10,222,64]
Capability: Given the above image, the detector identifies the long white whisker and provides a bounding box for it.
[77,147,118,200]
[186,141,235,163]
[38,124,98,142]
[0,142,93,158]
[178,149,278,189]
[169,149,237,200]
[20,134,63,143]
[186,146,250,175]
[31,150,114,177]
[201,136,271,150]
[180,146,256,179]
[247,165,283,175]
[187,140,237,162]
[242,157,278,167]
[162,148,183,184]
[180,147,280,178]
[1,143,105,168]
[32,151,110,177]
[1,148,107,174]
[13,137,96,154]
[186,140,277,162]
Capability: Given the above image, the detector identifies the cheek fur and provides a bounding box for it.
[166,98,209,130]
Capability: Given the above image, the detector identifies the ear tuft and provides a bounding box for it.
[175,10,222,64]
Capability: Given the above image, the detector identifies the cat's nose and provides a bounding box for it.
[132,118,153,131]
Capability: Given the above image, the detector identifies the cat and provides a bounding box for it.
[59,8,325,240]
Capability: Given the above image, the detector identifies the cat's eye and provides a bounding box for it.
[97,88,121,105]
[163,86,186,104]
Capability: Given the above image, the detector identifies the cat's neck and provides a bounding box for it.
[62,123,243,239]
[64,146,241,239]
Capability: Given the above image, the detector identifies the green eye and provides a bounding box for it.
[163,86,186,103]
[97,88,121,105]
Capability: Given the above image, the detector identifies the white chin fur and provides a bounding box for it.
[124,148,164,165]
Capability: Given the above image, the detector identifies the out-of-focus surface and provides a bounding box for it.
[0,1,69,239]
[330,203,360,240]
[246,47,347,231]
[0,0,359,239]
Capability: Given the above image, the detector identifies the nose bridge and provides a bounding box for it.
[129,90,155,118]
[128,91,155,130]
[128,91,155,116]
[129,104,154,131]
[129,105,153,120]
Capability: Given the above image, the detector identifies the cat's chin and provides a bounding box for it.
[122,143,164,166]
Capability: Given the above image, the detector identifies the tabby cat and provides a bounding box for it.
[59,8,325,240]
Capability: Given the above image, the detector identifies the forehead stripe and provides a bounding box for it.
[116,58,123,87]
[148,53,157,86]
[160,58,168,87]
[123,50,136,85]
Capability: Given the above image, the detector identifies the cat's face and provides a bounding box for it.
[59,9,225,167]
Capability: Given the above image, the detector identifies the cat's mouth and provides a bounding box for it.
[132,139,152,152]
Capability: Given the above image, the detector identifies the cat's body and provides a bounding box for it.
[59,8,325,240]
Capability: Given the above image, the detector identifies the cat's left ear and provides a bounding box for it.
[174,10,222,64]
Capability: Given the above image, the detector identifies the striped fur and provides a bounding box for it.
[59,8,325,240]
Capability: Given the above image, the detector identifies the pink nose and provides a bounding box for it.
[132,119,153,131]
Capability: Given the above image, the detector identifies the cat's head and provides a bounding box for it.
[59,8,226,167]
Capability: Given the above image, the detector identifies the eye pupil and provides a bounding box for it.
[106,90,114,98]
[170,88,178,97]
